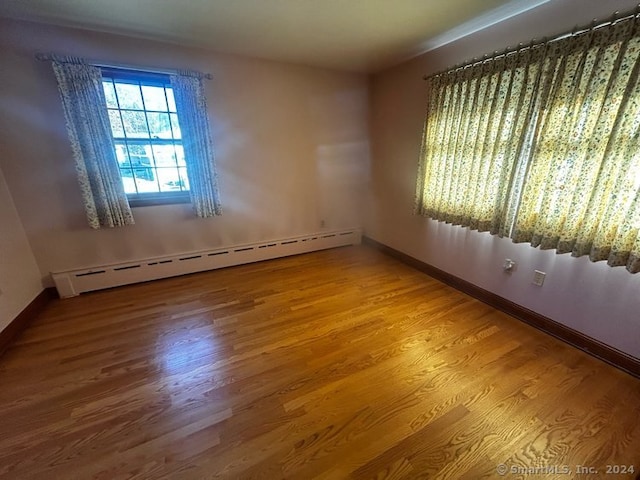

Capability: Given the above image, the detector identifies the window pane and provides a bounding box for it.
[114,142,131,168]
[127,143,146,157]
[108,110,125,138]
[147,112,172,139]
[141,85,168,111]
[152,144,177,167]
[178,167,190,191]
[133,168,159,193]
[166,88,176,112]
[157,168,184,192]
[103,81,118,108]
[119,169,137,194]
[115,82,144,110]
[170,113,181,139]
[128,143,156,167]
[121,111,150,138]
[174,144,186,166]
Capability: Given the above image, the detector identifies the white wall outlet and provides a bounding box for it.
[532,270,546,286]
[503,258,516,272]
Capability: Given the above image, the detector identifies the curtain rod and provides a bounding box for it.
[422,4,640,81]
[35,53,213,80]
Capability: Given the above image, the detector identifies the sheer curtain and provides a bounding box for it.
[416,14,640,273]
[170,73,222,218]
[51,57,134,229]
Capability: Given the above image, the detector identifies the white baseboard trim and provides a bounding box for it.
[51,228,361,298]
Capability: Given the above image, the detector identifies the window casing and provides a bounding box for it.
[101,68,189,207]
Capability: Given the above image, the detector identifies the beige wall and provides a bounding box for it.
[0,18,369,283]
[0,166,43,328]
[367,0,640,359]
[3,1,639,358]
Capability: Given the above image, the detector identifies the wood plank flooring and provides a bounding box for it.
[0,246,639,479]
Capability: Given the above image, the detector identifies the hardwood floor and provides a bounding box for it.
[1,246,639,479]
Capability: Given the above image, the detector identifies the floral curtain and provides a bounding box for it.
[416,14,640,273]
[511,19,640,272]
[170,73,222,218]
[415,45,546,236]
[51,58,134,229]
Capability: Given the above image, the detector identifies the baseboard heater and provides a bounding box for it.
[51,228,362,298]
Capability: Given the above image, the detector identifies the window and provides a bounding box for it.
[101,68,190,207]
[415,17,640,273]
[49,55,221,227]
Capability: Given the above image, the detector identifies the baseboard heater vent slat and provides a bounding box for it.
[113,265,141,271]
[179,255,202,261]
[75,270,106,277]
[51,228,362,298]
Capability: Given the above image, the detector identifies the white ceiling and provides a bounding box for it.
[0,0,551,73]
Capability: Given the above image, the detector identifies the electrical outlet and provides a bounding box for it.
[532,270,546,286]
[320,220,326,228]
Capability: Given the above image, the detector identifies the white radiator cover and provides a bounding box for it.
[51,228,361,298]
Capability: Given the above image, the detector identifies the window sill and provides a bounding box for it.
[127,192,190,208]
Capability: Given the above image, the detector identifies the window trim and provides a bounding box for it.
[101,68,190,207]
[127,191,190,208]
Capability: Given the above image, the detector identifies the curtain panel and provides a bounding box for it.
[170,73,222,218]
[415,15,640,273]
[52,58,134,229]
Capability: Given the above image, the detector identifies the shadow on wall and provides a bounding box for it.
[0,54,89,233]
[311,88,370,229]
[315,141,370,229]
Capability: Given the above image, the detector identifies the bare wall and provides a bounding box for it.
[0,18,370,285]
[366,0,640,359]
[0,166,42,328]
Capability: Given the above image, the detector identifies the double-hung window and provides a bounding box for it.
[48,55,221,227]
[101,68,190,207]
